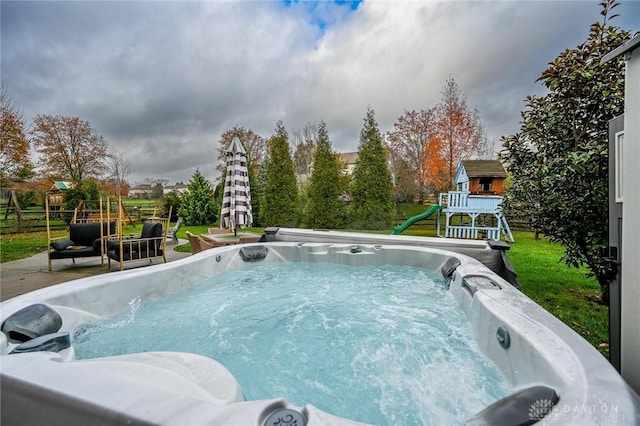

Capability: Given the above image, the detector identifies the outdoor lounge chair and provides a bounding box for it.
[106,207,172,271]
[168,217,184,244]
[239,235,262,244]
[186,231,223,254]
[47,222,116,271]
[207,227,229,235]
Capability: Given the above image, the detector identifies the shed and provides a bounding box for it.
[455,160,507,195]
[603,33,640,393]
[47,181,76,207]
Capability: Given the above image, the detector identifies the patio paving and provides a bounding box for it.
[0,239,191,302]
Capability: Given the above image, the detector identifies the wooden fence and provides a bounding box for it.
[0,205,163,234]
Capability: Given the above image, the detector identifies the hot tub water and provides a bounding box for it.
[73,262,511,425]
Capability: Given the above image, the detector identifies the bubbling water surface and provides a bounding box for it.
[73,262,510,425]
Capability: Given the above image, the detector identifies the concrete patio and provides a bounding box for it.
[0,239,191,302]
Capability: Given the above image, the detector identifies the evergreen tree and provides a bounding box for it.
[163,191,182,221]
[261,121,300,227]
[178,169,218,226]
[252,156,268,227]
[304,121,346,228]
[350,107,394,230]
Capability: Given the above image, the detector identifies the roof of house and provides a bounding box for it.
[130,184,153,191]
[461,160,507,178]
[338,152,358,164]
[165,183,188,190]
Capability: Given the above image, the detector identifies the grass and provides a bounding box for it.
[121,199,160,208]
[0,215,608,358]
[505,231,608,356]
[0,230,66,262]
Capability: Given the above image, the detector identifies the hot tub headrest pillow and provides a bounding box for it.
[1,304,63,343]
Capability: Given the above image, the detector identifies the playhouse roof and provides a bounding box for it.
[460,160,507,178]
[49,181,76,191]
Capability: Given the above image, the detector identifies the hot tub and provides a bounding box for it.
[1,229,639,425]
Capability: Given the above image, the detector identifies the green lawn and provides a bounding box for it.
[0,230,66,262]
[505,231,608,356]
[0,221,609,358]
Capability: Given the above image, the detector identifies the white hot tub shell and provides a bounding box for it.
[1,230,639,425]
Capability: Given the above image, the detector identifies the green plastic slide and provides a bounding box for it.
[391,204,443,235]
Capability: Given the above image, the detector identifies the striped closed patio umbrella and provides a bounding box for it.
[220,136,252,234]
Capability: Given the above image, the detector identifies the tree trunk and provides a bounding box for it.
[598,276,610,306]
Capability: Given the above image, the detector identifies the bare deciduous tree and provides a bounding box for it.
[106,149,132,196]
[437,77,489,188]
[291,122,319,177]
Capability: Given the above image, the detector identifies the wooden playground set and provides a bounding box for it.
[392,160,515,242]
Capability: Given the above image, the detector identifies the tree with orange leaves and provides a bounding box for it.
[31,115,108,183]
[436,77,491,188]
[0,85,33,184]
[387,107,446,203]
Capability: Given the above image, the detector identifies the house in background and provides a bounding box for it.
[296,151,360,185]
[163,183,188,195]
[48,181,76,192]
[338,152,359,175]
[128,184,153,199]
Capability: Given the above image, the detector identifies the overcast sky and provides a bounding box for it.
[2,0,639,186]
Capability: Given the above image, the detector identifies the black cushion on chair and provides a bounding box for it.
[107,240,135,260]
[106,222,164,264]
[141,222,163,239]
[142,222,164,252]
[69,223,102,247]
[92,238,103,251]
[106,240,119,251]
[51,240,75,251]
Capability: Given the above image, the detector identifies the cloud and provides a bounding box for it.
[2,0,639,184]
[305,0,599,143]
